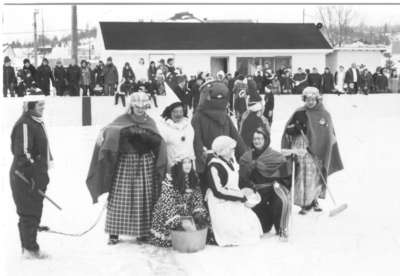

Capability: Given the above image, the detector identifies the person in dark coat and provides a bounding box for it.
[10,95,53,259]
[166,58,176,76]
[175,75,191,106]
[263,85,275,125]
[192,74,204,111]
[148,61,157,83]
[307,67,322,90]
[67,60,81,96]
[36,58,54,96]
[345,63,361,94]
[321,67,335,94]
[254,70,265,95]
[94,60,105,93]
[120,62,135,95]
[280,70,294,94]
[191,80,246,194]
[22,58,37,82]
[103,57,119,96]
[19,61,37,95]
[3,56,17,97]
[53,60,67,96]
[293,67,308,95]
[374,68,388,93]
[359,68,373,95]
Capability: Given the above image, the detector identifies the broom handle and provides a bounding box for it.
[299,130,338,207]
[290,156,296,234]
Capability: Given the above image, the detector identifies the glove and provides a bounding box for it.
[193,213,208,229]
[294,120,306,133]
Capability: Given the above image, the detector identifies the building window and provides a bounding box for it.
[236,56,292,75]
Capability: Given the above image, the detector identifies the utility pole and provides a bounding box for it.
[33,9,39,66]
[302,8,305,24]
[71,5,78,64]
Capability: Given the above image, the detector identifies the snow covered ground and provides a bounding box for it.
[1,94,400,276]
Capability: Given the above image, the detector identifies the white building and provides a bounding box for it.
[326,42,386,72]
[96,22,333,76]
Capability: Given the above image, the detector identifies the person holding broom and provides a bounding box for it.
[10,94,53,259]
[281,87,343,215]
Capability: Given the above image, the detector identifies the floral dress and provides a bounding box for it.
[150,176,208,247]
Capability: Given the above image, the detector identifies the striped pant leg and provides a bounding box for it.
[273,183,291,236]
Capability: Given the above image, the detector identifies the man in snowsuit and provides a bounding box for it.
[36,58,54,96]
[10,95,53,259]
[192,80,246,194]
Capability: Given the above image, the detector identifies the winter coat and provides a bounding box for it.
[148,67,157,81]
[103,63,119,85]
[80,67,92,86]
[359,72,373,92]
[293,73,307,94]
[36,64,54,88]
[158,118,195,169]
[94,65,105,86]
[122,67,135,82]
[374,74,388,93]
[307,73,322,90]
[3,65,17,86]
[345,68,361,85]
[22,64,37,81]
[67,65,81,85]
[53,65,67,87]
[321,72,335,94]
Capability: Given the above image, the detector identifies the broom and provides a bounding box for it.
[299,130,348,217]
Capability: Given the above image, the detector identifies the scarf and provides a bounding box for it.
[30,113,53,169]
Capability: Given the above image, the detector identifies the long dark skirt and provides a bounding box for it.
[105,152,159,237]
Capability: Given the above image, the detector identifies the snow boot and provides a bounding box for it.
[108,235,119,245]
[312,200,323,212]
[22,248,49,260]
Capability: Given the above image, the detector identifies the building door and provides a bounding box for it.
[210,57,228,77]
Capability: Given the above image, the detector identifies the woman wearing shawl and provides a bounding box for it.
[150,155,209,247]
[239,128,292,239]
[281,87,343,215]
[205,136,262,246]
[86,92,167,244]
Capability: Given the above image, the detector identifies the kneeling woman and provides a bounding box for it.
[239,128,292,239]
[86,92,168,244]
[150,156,209,247]
[205,136,262,246]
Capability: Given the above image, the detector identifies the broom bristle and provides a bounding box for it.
[329,204,348,217]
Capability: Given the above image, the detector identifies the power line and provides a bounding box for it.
[3,28,90,35]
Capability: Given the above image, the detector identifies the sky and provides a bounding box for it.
[2,3,400,43]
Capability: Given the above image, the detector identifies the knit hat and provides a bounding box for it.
[211,136,236,156]
[106,56,112,62]
[4,56,11,63]
[129,92,151,108]
[23,58,30,64]
[302,86,321,99]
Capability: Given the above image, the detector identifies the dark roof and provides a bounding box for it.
[100,22,332,50]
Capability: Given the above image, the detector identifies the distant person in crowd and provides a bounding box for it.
[3,56,16,97]
[227,72,236,111]
[276,66,286,82]
[205,135,263,246]
[157,59,169,77]
[67,60,81,96]
[103,57,119,96]
[88,61,96,96]
[18,61,37,95]
[254,69,265,95]
[307,67,322,90]
[86,92,167,245]
[121,62,135,95]
[239,93,271,149]
[334,65,346,95]
[150,155,208,247]
[374,68,389,93]
[80,60,92,97]
[216,70,225,82]
[233,74,248,126]
[293,67,308,95]
[36,58,54,96]
[53,60,67,96]
[22,58,37,82]
[321,67,335,94]
[263,85,275,125]
[280,70,293,94]
[263,67,274,87]
[191,73,204,111]
[389,69,399,93]
[93,60,105,94]
[15,75,26,97]
[246,75,259,102]
[135,58,148,85]
[188,74,197,97]
[10,95,53,259]
[359,68,373,95]
[167,58,176,76]
[159,102,195,170]
[270,75,281,94]
[114,88,126,107]
[239,128,292,240]
[148,61,157,83]
[154,69,166,96]
[282,87,343,215]
[345,63,361,94]
[175,75,191,107]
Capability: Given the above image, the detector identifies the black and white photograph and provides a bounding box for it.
[1,0,400,275]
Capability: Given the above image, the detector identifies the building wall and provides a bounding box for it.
[326,50,385,72]
[101,50,329,77]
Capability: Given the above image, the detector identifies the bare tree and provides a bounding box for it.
[317,6,356,47]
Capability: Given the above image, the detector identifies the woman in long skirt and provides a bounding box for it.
[86,92,168,244]
[205,136,262,246]
[281,87,343,215]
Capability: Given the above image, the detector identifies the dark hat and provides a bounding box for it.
[4,56,11,63]
[107,56,112,62]
[176,75,185,84]
[42,57,48,63]
[23,58,30,64]
[199,80,229,100]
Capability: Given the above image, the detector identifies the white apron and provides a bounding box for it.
[205,157,262,246]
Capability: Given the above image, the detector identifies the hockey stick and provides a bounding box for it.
[15,170,62,211]
[299,131,348,217]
